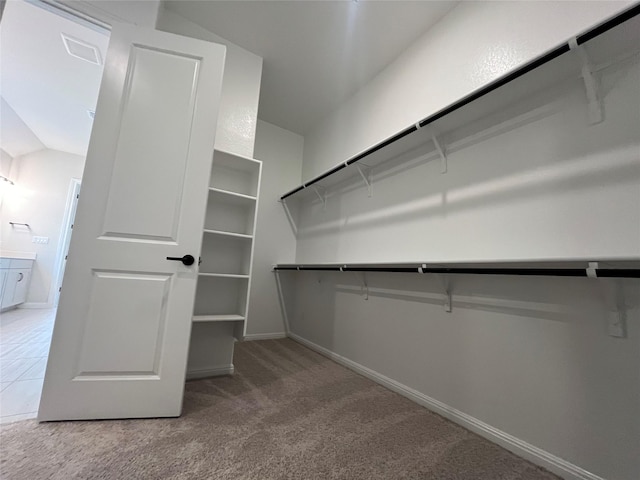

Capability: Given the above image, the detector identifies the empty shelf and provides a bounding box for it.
[198,273,250,279]
[208,187,256,203]
[192,314,245,323]
[203,229,253,240]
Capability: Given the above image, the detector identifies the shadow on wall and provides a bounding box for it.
[284,270,640,327]
[294,60,640,244]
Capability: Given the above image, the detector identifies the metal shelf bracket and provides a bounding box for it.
[432,135,447,174]
[569,37,604,125]
[588,262,627,338]
[355,164,373,197]
[312,185,327,209]
[348,268,369,300]
[607,283,627,338]
[419,264,452,312]
[279,198,298,235]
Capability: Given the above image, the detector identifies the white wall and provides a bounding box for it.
[0,149,12,178]
[290,61,640,479]
[156,7,263,158]
[289,3,640,480]
[302,0,635,180]
[0,149,85,306]
[245,120,303,338]
[290,272,639,480]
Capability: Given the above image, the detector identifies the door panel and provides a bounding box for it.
[76,271,171,376]
[103,46,202,242]
[39,24,226,421]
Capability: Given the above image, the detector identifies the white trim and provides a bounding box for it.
[50,179,81,307]
[243,332,288,341]
[186,364,234,380]
[27,0,112,33]
[288,332,605,480]
[241,159,262,339]
[19,302,52,309]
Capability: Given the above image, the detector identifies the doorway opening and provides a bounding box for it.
[0,0,109,423]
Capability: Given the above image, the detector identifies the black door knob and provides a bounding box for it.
[166,254,195,266]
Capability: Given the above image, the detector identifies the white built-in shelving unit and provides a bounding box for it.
[193,148,261,331]
[187,149,261,379]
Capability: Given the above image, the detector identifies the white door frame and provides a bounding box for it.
[49,178,81,306]
[28,0,112,33]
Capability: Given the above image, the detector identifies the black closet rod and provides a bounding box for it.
[280,3,640,201]
[273,265,640,279]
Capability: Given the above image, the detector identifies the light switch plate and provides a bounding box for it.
[32,236,49,244]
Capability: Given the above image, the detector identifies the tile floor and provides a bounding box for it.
[0,308,55,423]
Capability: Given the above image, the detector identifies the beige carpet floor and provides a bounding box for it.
[0,338,559,479]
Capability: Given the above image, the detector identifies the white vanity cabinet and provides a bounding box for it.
[0,257,34,310]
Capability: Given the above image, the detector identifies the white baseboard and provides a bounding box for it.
[19,302,53,309]
[243,332,287,341]
[288,332,604,480]
[186,364,234,380]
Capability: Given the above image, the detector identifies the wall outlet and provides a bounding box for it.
[32,236,49,244]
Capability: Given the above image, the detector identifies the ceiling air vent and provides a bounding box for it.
[61,33,102,66]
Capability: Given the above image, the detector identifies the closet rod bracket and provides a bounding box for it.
[432,135,447,174]
[350,268,369,300]
[588,262,627,338]
[355,164,373,197]
[569,37,604,125]
[312,185,327,209]
[279,198,298,235]
[420,264,452,312]
[604,280,627,339]
[605,280,627,338]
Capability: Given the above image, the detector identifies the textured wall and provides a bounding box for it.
[156,8,263,158]
[246,120,303,337]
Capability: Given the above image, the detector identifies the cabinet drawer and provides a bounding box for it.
[1,269,31,309]
[0,259,11,268]
[12,269,30,306]
[10,259,34,269]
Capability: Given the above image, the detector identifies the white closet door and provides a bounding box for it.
[39,24,226,421]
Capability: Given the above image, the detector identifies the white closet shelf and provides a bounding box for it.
[273,261,640,279]
[214,148,262,168]
[203,229,253,240]
[279,6,640,202]
[198,272,250,279]
[192,314,245,323]
[208,187,256,203]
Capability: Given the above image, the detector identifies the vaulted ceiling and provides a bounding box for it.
[0,0,108,157]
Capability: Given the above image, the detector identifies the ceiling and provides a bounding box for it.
[163,0,459,134]
[1,97,44,158]
[0,0,109,157]
[0,1,458,157]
